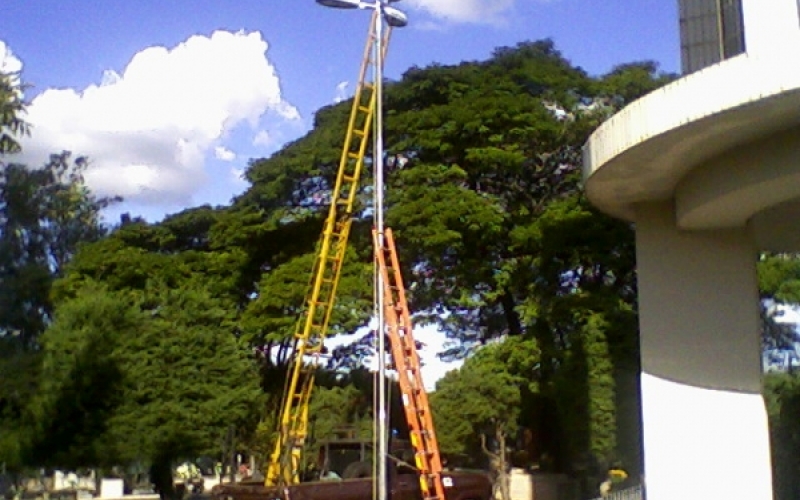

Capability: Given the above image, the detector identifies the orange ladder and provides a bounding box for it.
[373,227,447,500]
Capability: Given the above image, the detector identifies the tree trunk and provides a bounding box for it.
[500,290,522,337]
[481,430,511,500]
[149,459,177,500]
[497,428,511,500]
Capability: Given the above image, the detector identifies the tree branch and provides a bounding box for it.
[481,433,500,461]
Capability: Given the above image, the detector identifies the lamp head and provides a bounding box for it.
[383,5,408,27]
[316,0,360,8]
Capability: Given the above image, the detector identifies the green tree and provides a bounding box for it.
[431,343,523,500]
[233,40,673,482]
[381,44,659,482]
[0,69,123,472]
[29,283,263,499]
[27,285,136,469]
[758,253,800,352]
[598,61,677,104]
[309,384,372,444]
[0,349,40,471]
[0,152,120,349]
[0,70,29,154]
[381,41,661,355]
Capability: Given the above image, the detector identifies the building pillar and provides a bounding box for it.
[634,202,772,500]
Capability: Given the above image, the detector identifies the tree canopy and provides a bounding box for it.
[2,40,676,482]
[27,283,263,497]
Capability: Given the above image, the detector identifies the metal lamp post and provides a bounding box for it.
[314,2,407,500]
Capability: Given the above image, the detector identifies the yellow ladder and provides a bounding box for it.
[265,10,392,487]
[374,228,448,500]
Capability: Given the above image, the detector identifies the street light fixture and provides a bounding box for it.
[383,6,408,27]
[316,0,408,26]
[314,3,406,500]
[316,0,359,9]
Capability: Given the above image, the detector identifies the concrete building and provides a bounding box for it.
[582,1,800,498]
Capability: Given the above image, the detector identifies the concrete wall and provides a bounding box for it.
[741,0,800,55]
[500,470,578,500]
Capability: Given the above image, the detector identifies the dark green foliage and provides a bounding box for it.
[374,42,668,483]
[597,61,677,104]
[0,348,40,470]
[382,43,658,359]
[28,283,263,475]
[309,384,373,448]
[27,287,136,468]
[430,343,522,466]
[759,254,800,303]
[240,245,372,347]
[430,342,524,500]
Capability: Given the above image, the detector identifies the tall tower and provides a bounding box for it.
[679,0,745,73]
[680,0,800,74]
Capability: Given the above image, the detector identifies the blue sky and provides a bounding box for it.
[0,0,681,385]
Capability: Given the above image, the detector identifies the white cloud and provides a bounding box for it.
[253,130,273,148]
[0,41,22,74]
[333,81,349,103]
[230,167,247,185]
[12,30,300,205]
[274,101,300,121]
[404,0,516,25]
[214,146,236,162]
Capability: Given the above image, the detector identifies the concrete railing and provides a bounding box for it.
[584,48,800,179]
